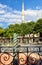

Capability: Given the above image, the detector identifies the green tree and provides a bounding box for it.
[0,27,4,37]
[14,24,21,34]
[20,23,27,36]
[34,19,42,32]
[4,28,14,37]
[34,19,42,34]
[4,25,14,37]
[26,21,35,34]
[34,18,42,37]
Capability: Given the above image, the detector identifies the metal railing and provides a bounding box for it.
[0,45,42,65]
[0,37,42,44]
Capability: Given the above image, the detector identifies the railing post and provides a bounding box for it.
[39,46,40,52]
[27,47,28,65]
[17,51,19,65]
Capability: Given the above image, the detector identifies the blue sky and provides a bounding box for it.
[0,0,42,28]
[0,0,42,10]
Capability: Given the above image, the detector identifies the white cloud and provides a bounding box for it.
[0,4,22,24]
[0,10,5,14]
[24,9,42,21]
[0,3,42,27]
[0,3,7,8]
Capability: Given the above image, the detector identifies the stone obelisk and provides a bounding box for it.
[22,2,25,23]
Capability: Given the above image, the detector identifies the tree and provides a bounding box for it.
[4,25,15,37]
[14,24,21,34]
[4,24,21,37]
[4,28,14,37]
[0,27,4,37]
[26,21,35,34]
[34,18,42,41]
[34,18,42,33]
[20,23,27,36]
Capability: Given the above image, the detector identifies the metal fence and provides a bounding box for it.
[0,45,42,65]
[0,37,42,44]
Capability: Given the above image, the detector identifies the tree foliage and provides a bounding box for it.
[34,18,42,33]
[0,18,42,37]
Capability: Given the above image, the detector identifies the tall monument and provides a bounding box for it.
[22,2,25,23]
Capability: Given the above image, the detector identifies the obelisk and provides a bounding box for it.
[22,2,25,23]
